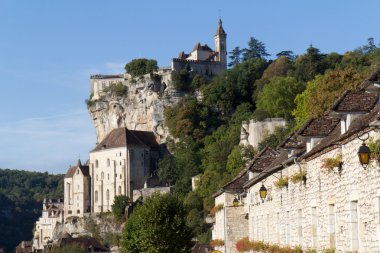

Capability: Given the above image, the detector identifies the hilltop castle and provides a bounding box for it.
[32,19,227,251]
[90,18,227,101]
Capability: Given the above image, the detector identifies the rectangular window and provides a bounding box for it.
[312,207,318,248]
[350,201,359,251]
[286,211,290,244]
[298,209,303,245]
[267,213,270,239]
[329,204,336,249]
[277,212,280,243]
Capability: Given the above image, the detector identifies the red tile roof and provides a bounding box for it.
[65,159,89,178]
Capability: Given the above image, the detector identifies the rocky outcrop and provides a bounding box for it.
[88,73,183,143]
[53,215,122,241]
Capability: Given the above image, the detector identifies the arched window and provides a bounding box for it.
[95,160,99,168]
[95,191,98,202]
[107,158,110,167]
[101,172,104,180]
[118,186,122,195]
[106,189,110,201]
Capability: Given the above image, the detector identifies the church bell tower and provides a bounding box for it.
[214,18,227,68]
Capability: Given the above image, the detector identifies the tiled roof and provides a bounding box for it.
[278,132,306,150]
[304,103,380,161]
[247,147,278,172]
[244,150,290,188]
[331,90,378,113]
[298,116,340,137]
[65,165,89,178]
[212,147,277,197]
[91,127,159,152]
[192,43,213,52]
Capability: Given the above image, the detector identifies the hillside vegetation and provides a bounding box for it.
[158,37,380,242]
[0,169,63,253]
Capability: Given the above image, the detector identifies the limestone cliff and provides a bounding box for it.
[88,73,182,143]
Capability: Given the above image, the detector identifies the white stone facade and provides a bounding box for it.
[89,145,153,213]
[64,161,91,219]
[33,199,64,251]
[214,128,380,252]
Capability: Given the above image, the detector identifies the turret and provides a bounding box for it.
[214,18,227,68]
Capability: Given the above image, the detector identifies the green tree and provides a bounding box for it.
[228,46,242,67]
[255,76,305,120]
[226,145,256,175]
[292,45,327,81]
[292,67,368,128]
[124,58,158,78]
[121,193,193,253]
[111,195,131,221]
[157,155,178,186]
[242,37,270,61]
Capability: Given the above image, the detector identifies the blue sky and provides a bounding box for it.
[0,0,379,174]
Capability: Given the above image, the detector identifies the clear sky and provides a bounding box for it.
[1,0,379,174]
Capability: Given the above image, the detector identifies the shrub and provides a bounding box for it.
[274,176,289,189]
[235,237,252,252]
[111,195,131,221]
[103,82,127,97]
[210,239,225,248]
[367,137,380,160]
[290,170,307,184]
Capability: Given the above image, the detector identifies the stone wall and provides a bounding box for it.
[240,118,287,149]
[242,130,380,252]
[171,58,225,77]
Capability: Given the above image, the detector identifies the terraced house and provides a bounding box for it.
[211,69,380,252]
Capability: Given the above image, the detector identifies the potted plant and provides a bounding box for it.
[274,176,289,189]
[320,154,343,175]
[290,170,307,184]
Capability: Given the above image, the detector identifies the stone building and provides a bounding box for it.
[32,199,64,251]
[89,127,159,213]
[172,18,227,77]
[211,69,380,252]
[64,160,91,219]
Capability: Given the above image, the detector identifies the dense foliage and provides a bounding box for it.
[124,58,158,78]
[0,169,63,253]
[111,195,131,221]
[157,36,380,244]
[121,193,193,253]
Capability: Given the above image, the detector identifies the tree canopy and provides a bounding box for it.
[120,193,193,253]
[124,58,158,78]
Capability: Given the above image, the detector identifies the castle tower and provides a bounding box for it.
[214,18,227,68]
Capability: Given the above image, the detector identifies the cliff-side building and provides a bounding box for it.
[89,127,159,213]
[171,18,227,77]
[64,160,91,219]
[32,199,64,251]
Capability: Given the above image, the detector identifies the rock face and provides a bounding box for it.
[88,73,183,143]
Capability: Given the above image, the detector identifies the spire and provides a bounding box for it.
[77,159,82,167]
[215,17,226,36]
